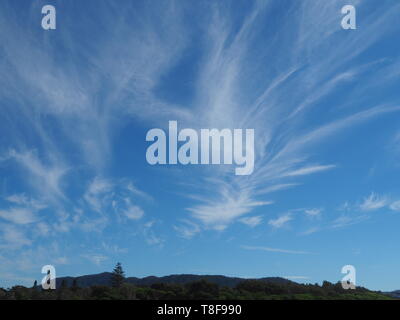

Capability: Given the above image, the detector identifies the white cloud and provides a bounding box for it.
[77,216,109,233]
[300,227,320,236]
[239,216,263,227]
[101,242,128,254]
[127,182,153,201]
[83,177,145,221]
[359,192,388,211]
[331,215,369,229]
[241,245,312,255]
[123,202,144,220]
[174,220,201,239]
[0,207,37,225]
[0,194,46,226]
[5,194,45,210]
[54,257,69,265]
[390,200,400,211]
[0,225,31,248]
[341,193,400,214]
[4,150,68,202]
[256,183,299,195]
[84,177,113,212]
[268,214,292,228]
[188,190,272,230]
[82,254,108,266]
[36,222,50,237]
[283,165,336,177]
[142,220,164,246]
[304,208,322,217]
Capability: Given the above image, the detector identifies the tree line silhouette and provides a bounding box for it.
[0,263,393,300]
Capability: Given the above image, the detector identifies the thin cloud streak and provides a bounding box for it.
[241,245,313,255]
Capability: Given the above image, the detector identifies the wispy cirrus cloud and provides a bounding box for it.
[300,227,320,236]
[0,224,31,249]
[2,149,68,203]
[283,165,336,178]
[174,219,201,239]
[81,253,108,266]
[0,193,46,225]
[241,245,312,255]
[304,208,323,217]
[268,214,292,229]
[187,190,273,231]
[239,216,263,228]
[0,208,37,225]
[175,1,400,234]
[142,220,165,247]
[341,192,400,213]
[1,0,399,239]
[359,192,389,211]
[389,201,400,212]
[84,176,146,222]
[331,215,369,229]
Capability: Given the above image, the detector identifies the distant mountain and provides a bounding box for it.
[384,290,400,298]
[55,272,113,288]
[53,272,293,288]
[130,274,292,288]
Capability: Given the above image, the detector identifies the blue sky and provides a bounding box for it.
[1,0,400,291]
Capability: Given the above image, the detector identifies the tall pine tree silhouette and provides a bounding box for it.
[111,262,125,288]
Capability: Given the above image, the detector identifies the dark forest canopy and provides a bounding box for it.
[0,263,393,300]
[0,279,393,300]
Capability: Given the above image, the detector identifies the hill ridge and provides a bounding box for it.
[53,272,293,288]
